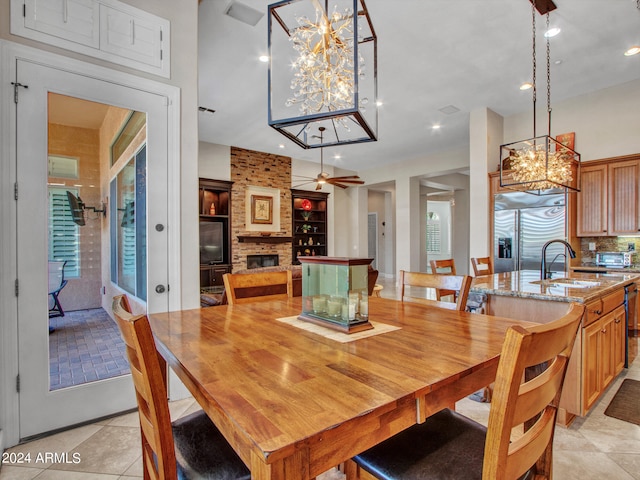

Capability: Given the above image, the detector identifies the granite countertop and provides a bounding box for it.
[470,270,640,303]
[571,264,640,273]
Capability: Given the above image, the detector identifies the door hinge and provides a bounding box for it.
[160,49,163,61]
[23,3,25,17]
[15,279,19,297]
[16,374,20,393]
[14,182,18,200]
[11,82,28,104]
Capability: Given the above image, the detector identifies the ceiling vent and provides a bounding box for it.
[224,1,264,26]
[438,105,460,115]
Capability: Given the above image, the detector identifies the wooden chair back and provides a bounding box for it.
[428,259,458,301]
[400,270,472,311]
[112,295,177,480]
[483,302,584,480]
[223,270,293,305]
[471,257,493,276]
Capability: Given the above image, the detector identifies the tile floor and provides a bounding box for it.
[49,308,130,390]
[3,277,639,479]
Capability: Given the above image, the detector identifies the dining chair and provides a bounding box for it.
[223,270,293,305]
[400,270,472,311]
[112,295,250,480]
[471,256,494,276]
[345,302,585,480]
[428,258,458,301]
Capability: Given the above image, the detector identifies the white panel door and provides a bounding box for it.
[15,59,170,438]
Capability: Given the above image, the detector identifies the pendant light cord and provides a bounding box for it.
[546,12,552,137]
[531,1,537,138]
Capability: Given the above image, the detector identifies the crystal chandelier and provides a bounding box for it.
[268,0,377,149]
[500,0,581,195]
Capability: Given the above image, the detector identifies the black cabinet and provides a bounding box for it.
[199,178,233,289]
[291,189,329,264]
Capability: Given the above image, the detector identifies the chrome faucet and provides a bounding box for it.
[541,239,576,279]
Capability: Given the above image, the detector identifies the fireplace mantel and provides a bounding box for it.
[237,235,293,244]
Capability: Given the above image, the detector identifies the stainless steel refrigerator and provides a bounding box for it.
[494,192,567,273]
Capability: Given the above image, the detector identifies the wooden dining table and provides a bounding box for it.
[148,296,535,480]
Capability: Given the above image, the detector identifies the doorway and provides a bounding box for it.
[15,59,171,439]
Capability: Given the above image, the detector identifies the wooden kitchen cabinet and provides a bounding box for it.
[576,157,640,236]
[577,164,607,236]
[608,159,640,235]
[581,304,625,412]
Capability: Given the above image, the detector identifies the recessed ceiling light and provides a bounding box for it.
[554,59,563,65]
[278,144,285,149]
[520,82,533,91]
[432,125,441,130]
[376,100,383,107]
[259,55,269,63]
[333,154,341,159]
[544,27,561,38]
[624,46,640,56]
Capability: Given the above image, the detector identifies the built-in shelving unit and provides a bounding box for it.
[291,189,328,264]
[199,178,233,290]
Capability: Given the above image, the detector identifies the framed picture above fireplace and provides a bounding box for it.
[251,195,273,224]
[245,185,280,232]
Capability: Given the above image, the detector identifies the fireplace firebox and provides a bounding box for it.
[247,254,279,269]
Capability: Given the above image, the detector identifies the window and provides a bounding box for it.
[110,145,147,300]
[49,187,80,278]
[426,211,441,254]
[111,111,146,166]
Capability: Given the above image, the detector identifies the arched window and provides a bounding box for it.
[426,211,441,254]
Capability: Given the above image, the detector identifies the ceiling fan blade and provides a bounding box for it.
[292,175,317,181]
[330,182,350,189]
[327,178,364,185]
[328,175,361,180]
[293,181,317,189]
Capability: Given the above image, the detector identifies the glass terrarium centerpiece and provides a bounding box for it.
[298,257,373,333]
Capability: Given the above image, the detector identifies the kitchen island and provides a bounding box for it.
[471,269,639,426]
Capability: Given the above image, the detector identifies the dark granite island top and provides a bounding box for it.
[470,269,640,304]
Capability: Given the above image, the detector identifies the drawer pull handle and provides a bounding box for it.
[615,319,621,323]
[592,309,602,315]
[602,328,607,333]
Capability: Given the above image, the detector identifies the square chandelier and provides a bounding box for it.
[268,0,377,149]
[500,135,581,195]
[499,0,581,195]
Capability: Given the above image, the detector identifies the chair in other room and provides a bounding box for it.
[471,257,494,276]
[223,270,293,305]
[345,302,585,480]
[112,295,250,480]
[400,270,472,311]
[48,260,68,318]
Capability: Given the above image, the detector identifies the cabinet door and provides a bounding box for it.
[608,160,640,235]
[582,319,602,412]
[599,312,616,391]
[25,0,100,47]
[99,3,165,68]
[577,164,608,236]
[611,305,626,376]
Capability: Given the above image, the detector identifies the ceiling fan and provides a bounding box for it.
[293,127,365,190]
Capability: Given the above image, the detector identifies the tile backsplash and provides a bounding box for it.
[579,237,640,264]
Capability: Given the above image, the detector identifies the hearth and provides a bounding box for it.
[247,254,279,269]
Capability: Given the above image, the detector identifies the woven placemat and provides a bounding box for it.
[276,316,400,343]
[604,378,640,426]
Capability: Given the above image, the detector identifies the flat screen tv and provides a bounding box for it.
[200,221,224,264]
[66,191,86,226]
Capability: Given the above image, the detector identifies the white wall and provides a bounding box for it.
[504,79,640,162]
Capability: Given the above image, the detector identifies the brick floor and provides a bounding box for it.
[49,308,130,390]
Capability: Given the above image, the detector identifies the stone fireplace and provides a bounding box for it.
[230,147,293,271]
[247,254,279,269]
